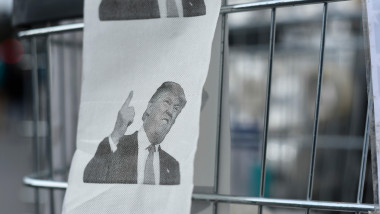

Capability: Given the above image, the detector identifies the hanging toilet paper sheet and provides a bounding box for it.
[62,0,221,213]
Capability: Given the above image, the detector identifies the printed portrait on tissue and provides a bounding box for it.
[99,0,206,20]
[83,82,186,185]
[62,0,221,212]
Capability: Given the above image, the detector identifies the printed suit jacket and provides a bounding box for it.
[99,0,206,20]
[83,131,180,185]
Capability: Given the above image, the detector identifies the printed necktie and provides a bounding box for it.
[167,0,179,17]
[144,144,156,185]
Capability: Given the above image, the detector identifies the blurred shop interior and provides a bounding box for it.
[0,0,373,213]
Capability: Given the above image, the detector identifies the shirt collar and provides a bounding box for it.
[138,127,158,151]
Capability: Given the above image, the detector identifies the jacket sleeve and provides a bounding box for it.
[83,138,112,183]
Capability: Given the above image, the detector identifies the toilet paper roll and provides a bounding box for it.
[62,0,221,213]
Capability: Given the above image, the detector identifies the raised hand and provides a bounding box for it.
[111,91,135,145]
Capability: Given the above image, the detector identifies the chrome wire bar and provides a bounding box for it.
[193,194,376,212]
[17,0,351,38]
[31,37,41,214]
[220,0,348,14]
[258,7,277,214]
[18,23,84,38]
[213,3,228,214]
[24,177,68,189]
[46,35,56,214]
[355,97,372,214]
[22,176,376,212]
[306,3,328,214]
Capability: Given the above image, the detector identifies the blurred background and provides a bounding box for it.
[0,0,374,213]
[228,0,373,213]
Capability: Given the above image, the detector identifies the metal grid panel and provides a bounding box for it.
[18,0,377,213]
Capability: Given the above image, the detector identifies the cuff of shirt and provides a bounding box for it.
[108,135,117,152]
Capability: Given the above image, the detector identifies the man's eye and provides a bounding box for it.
[164,100,170,104]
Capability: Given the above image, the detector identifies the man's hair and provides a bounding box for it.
[142,81,187,121]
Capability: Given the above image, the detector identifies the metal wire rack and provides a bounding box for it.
[18,0,378,213]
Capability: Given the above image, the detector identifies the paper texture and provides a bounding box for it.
[365,0,380,203]
[62,0,221,213]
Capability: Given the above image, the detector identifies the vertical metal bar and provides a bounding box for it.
[213,4,228,214]
[258,7,277,214]
[31,37,40,214]
[46,35,55,214]
[355,98,371,214]
[58,34,68,177]
[306,3,328,214]
[357,106,370,204]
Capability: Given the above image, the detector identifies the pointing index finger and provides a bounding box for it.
[123,91,134,107]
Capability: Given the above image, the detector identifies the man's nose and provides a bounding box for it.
[166,106,174,118]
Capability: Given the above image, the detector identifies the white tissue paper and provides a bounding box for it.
[62,0,221,213]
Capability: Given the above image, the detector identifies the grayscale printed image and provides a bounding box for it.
[83,81,186,185]
[99,0,206,20]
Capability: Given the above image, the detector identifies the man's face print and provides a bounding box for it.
[143,91,183,144]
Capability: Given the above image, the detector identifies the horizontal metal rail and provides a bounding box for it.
[18,23,84,38]
[193,194,376,212]
[220,0,348,13]
[24,177,68,189]
[18,0,350,38]
[23,176,376,212]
